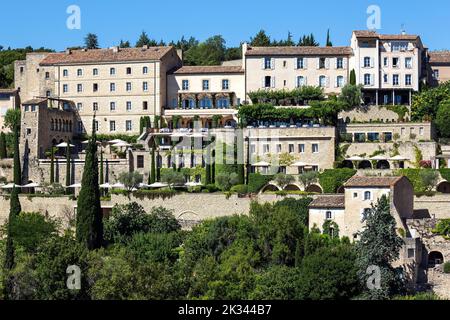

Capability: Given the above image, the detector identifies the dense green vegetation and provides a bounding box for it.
[319,169,357,193]
[411,81,450,123]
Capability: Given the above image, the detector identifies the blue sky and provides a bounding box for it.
[1,0,449,51]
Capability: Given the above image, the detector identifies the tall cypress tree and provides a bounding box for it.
[99,149,104,185]
[149,147,156,184]
[13,124,21,185]
[50,147,55,184]
[326,29,333,46]
[350,69,356,86]
[0,132,7,159]
[205,142,211,185]
[76,118,103,250]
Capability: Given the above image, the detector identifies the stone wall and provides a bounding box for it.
[414,194,450,220]
[339,105,404,123]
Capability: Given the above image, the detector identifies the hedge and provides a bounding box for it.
[248,173,275,193]
[394,169,439,193]
[444,262,450,274]
[439,168,450,182]
[318,169,356,193]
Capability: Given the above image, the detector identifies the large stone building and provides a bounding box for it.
[0,89,19,132]
[15,46,182,135]
[428,51,450,86]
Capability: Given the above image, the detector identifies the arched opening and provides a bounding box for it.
[284,184,301,192]
[342,160,354,169]
[261,184,281,193]
[437,181,450,194]
[358,160,372,170]
[428,251,444,267]
[305,184,323,194]
[376,160,390,170]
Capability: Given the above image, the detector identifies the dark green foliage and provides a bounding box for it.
[435,99,450,137]
[297,245,359,300]
[326,29,332,46]
[104,203,180,243]
[411,81,450,122]
[65,142,71,194]
[2,212,58,254]
[135,31,158,47]
[184,35,226,66]
[149,148,156,184]
[444,262,450,274]
[76,122,103,250]
[273,197,313,226]
[439,168,450,182]
[355,195,405,300]
[84,33,99,49]
[395,169,438,193]
[247,86,324,105]
[248,173,274,193]
[338,84,362,108]
[350,69,356,85]
[230,184,248,194]
[99,150,104,185]
[250,30,271,46]
[298,33,319,46]
[12,124,20,185]
[318,169,356,193]
[0,132,6,159]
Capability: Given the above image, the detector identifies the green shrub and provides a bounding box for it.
[248,173,274,193]
[204,184,219,193]
[439,168,450,182]
[444,262,450,274]
[318,169,356,193]
[230,184,248,194]
[432,219,450,239]
[395,169,440,193]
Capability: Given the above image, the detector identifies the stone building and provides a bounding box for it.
[428,51,450,86]
[15,46,182,135]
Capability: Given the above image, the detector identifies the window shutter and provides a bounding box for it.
[335,58,338,69]
[295,76,299,88]
[261,58,265,70]
[295,58,298,70]
[343,58,347,69]
[326,76,330,87]
[326,58,330,69]
[343,76,347,86]
[271,77,275,88]
[271,58,275,70]
[262,77,265,88]
[304,76,308,86]
[316,58,320,69]
[370,58,374,68]
[370,75,374,86]
[335,77,338,88]
[304,58,308,69]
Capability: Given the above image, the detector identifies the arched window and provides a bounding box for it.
[364,191,371,201]
[216,98,229,109]
[337,76,344,88]
[199,98,212,109]
[319,76,327,87]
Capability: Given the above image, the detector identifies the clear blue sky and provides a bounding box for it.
[1,0,449,51]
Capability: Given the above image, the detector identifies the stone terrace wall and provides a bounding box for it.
[414,194,450,220]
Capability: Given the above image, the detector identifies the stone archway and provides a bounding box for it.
[342,160,354,169]
[437,181,450,194]
[376,160,390,170]
[261,184,281,193]
[428,251,444,267]
[358,160,372,170]
[284,184,301,192]
[305,184,323,194]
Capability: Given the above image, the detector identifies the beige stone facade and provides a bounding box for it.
[428,51,450,86]
[0,89,19,132]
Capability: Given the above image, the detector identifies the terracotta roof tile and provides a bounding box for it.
[172,65,244,74]
[309,195,345,209]
[353,30,418,41]
[245,46,353,56]
[40,47,174,66]
[344,176,403,188]
[429,51,450,64]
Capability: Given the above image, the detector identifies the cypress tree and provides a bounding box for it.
[149,148,156,184]
[13,124,21,185]
[0,132,6,159]
[236,130,245,185]
[99,149,104,185]
[65,141,72,195]
[50,147,55,184]
[326,29,333,46]
[76,118,103,250]
[205,143,211,185]
[156,150,161,181]
[350,69,356,85]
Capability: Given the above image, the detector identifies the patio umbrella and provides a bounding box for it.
[22,182,40,188]
[389,155,409,161]
[112,142,132,148]
[185,182,202,187]
[109,139,126,144]
[252,161,270,167]
[56,142,75,148]
[370,155,388,161]
[99,183,112,189]
[111,182,125,189]
[346,156,365,161]
[1,183,22,189]
[148,182,169,188]
[66,183,82,188]
[138,183,150,188]
[292,161,309,167]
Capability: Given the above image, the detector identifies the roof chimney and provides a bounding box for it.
[111,46,120,53]
[65,48,72,55]
[142,45,149,50]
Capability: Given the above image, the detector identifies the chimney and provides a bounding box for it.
[65,48,72,55]
[242,42,248,71]
[142,45,149,50]
[111,46,120,53]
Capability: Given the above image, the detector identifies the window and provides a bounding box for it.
[77,84,83,93]
[383,74,389,84]
[126,67,132,75]
[297,57,305,69]
[264,57,272,69]
[263,144,270,153]
[126,101,132,111]
[326,211,332,220]
[289,144,295,153]
[94,120,99,132]
[63,69,68,77]
[319,76,327,87]
[367,132,380,141]
[312,144,319,153]
[364,191,371,201]
[110,83,116,92]
[126,120,132,131]
[364,74,372,86]
[392,57,400,68]
[46,90,51,97]
[199,98,212,108]
[202,80,209,91]
[276,144,282,153]
[77,69,83,76]
[76,103,83,111]
[93,102,98,111]
[182,80,189,90]
[405,74,412,86]
[336,57,344,69]
[364,57,371,68]
[137,155,144,168]
[393,74,400,86]
[93,68,98,76]
[26,128,32,135]
[297,76,305,88]
[419,127,424,136]
[383,57,389,67]
[77,121,83,133]
[217,98,230,108]
[433,69,440,80]
[143,101,148,110]
[250,144,256,154]
[126,82,132,91]
[110,68,116,75]
[336,76,344,88]
[384,132,393,142]
[143,82,148,91]
[63,84,68,93]
[353,192,358,198]
[319,58,326,69]
[392,42,408,52]
[143,66,148,74]
[405,57,412,69]
[45,72,50,79]
[110,121,116,132]
[264,76,272,88]
[298,144,305,153]
[222,79,229,90]
[110,102,116,111]
[407,248,415,258]
[92,83,98,92]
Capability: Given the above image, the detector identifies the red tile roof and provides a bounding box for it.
[245,46,353,56]
[171,65,244,74]
[309,195,345,209]
[344,176,403,188]
[353,30,419,41]
[429,51,450,64]
[40,47,174,66]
